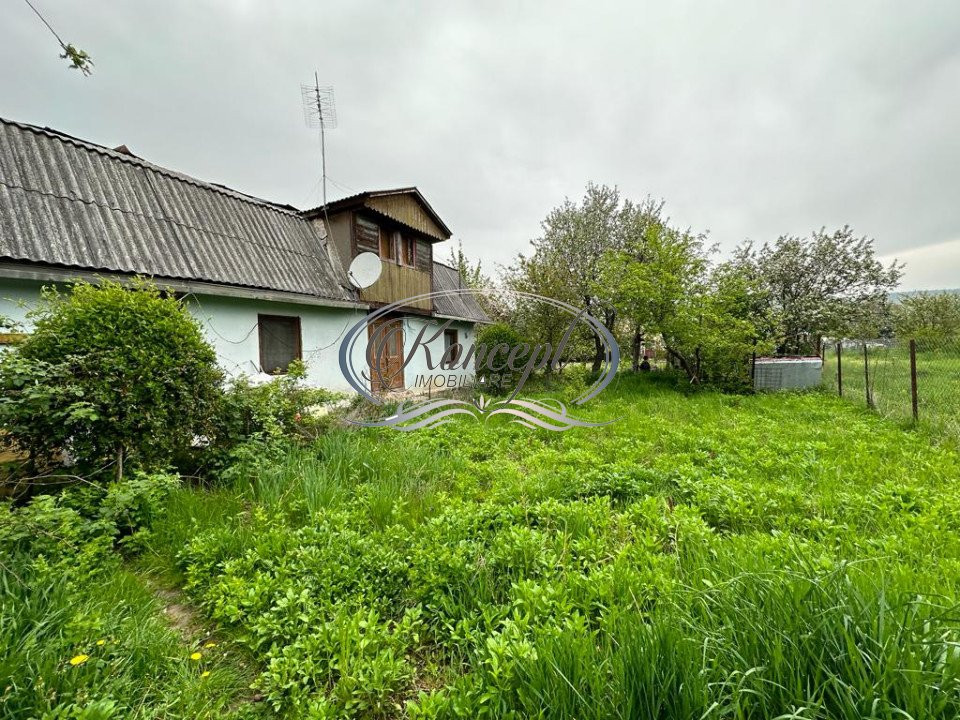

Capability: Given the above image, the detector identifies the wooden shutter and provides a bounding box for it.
[355,216,380,252]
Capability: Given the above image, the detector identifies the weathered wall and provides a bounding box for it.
[401,316,476,392]
[186,294,368,391]
[360,263,432,311]
[0,277,42,330]
[0,278,368,392]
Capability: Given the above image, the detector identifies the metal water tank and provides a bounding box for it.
[753,357,823,391]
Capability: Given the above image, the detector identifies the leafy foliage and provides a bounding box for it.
[133,377,960,717]
[892,291,960,341]
[735,227,903,352]
[0,474,261,719]
[60,43,94,75]
[446,240,491,291]
[602,223,774,386]
[0,279,222,479]
[214,360,342,448]
[505,185,665,371]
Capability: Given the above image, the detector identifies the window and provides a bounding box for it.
[443,328,461,367]
[356,216,380,252]
[379,229,397,262]
[402,236,416,267]
[258,314,302,374]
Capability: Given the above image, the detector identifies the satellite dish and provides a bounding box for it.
[348,252,383,289]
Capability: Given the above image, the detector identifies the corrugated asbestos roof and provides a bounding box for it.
[0,118,354,301]
[432,262,490,323]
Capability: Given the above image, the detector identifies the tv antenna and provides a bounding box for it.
[301,73,338,238]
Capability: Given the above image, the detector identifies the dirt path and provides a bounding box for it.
[144,576,266,707]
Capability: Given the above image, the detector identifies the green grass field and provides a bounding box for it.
[5,374,960,718]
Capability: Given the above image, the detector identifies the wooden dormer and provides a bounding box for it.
[304,188,451,313]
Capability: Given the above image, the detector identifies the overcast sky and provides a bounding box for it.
[3,1,959,289]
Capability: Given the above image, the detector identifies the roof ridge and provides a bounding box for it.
[302,186,452,238]
[0,117,301,218]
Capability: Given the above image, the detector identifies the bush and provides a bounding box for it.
[0,279,222,480]
[475,322,523,353]
[213,360,342,448]
[475,323,525,393]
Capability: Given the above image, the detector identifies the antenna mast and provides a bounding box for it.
[301,74,338,236]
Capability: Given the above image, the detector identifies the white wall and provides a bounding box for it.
[0,278,368,393]
[0,277,43,329]
[0,277,480,395]
[185,294,368,392]
[401,316,476,392]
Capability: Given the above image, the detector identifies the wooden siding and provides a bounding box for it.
[366,194,448,241]
[355,215,380,253]
[360,262,432,311]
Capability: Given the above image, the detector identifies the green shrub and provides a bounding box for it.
[0,279,222,480]
[213,360,342,449]
[474,323,524,393]
[475,322,522,350]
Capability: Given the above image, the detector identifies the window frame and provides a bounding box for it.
[402,236,416,267]
[443,328,461,367]
[379,229,398,262]
[257,314,303,375]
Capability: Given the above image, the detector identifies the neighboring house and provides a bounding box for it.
[0,117,488,393]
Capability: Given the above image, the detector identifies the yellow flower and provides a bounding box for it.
[201,671,211,679]
[96,639,106,647]
[203,642,217,648]
[190,652,202,661]
[69,654,89,666]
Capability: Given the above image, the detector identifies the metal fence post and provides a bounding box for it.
[836,342,843,396]
[909,338,919,422]
[863,341,872,408]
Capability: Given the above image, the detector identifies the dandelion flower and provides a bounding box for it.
[203,641,217,648]
[96,639,106,646]
[69,654,89,666]
[201,671,211,679]
[190,652,202,661]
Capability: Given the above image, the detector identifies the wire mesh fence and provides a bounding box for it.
[822,337,960,442]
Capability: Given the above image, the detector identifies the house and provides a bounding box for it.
[0,117,488,393]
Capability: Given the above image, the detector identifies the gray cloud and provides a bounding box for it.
[3,1,959,288]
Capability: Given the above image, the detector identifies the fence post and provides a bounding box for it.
[836,342,843,396]
[909,338,919,422]
[863,341,873,408]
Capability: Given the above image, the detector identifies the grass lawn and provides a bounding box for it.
[5,373,960,718]
[142,374,960,718]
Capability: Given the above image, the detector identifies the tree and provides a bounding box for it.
[735,227,902,353]
[0,279,222,480]
[892,292,960,341]
[591,198,670,370]
[502,249,578,367]
[510,184,663,372]
[446,240,508,321]
[446,240,489,290]
[602,222,773,386]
